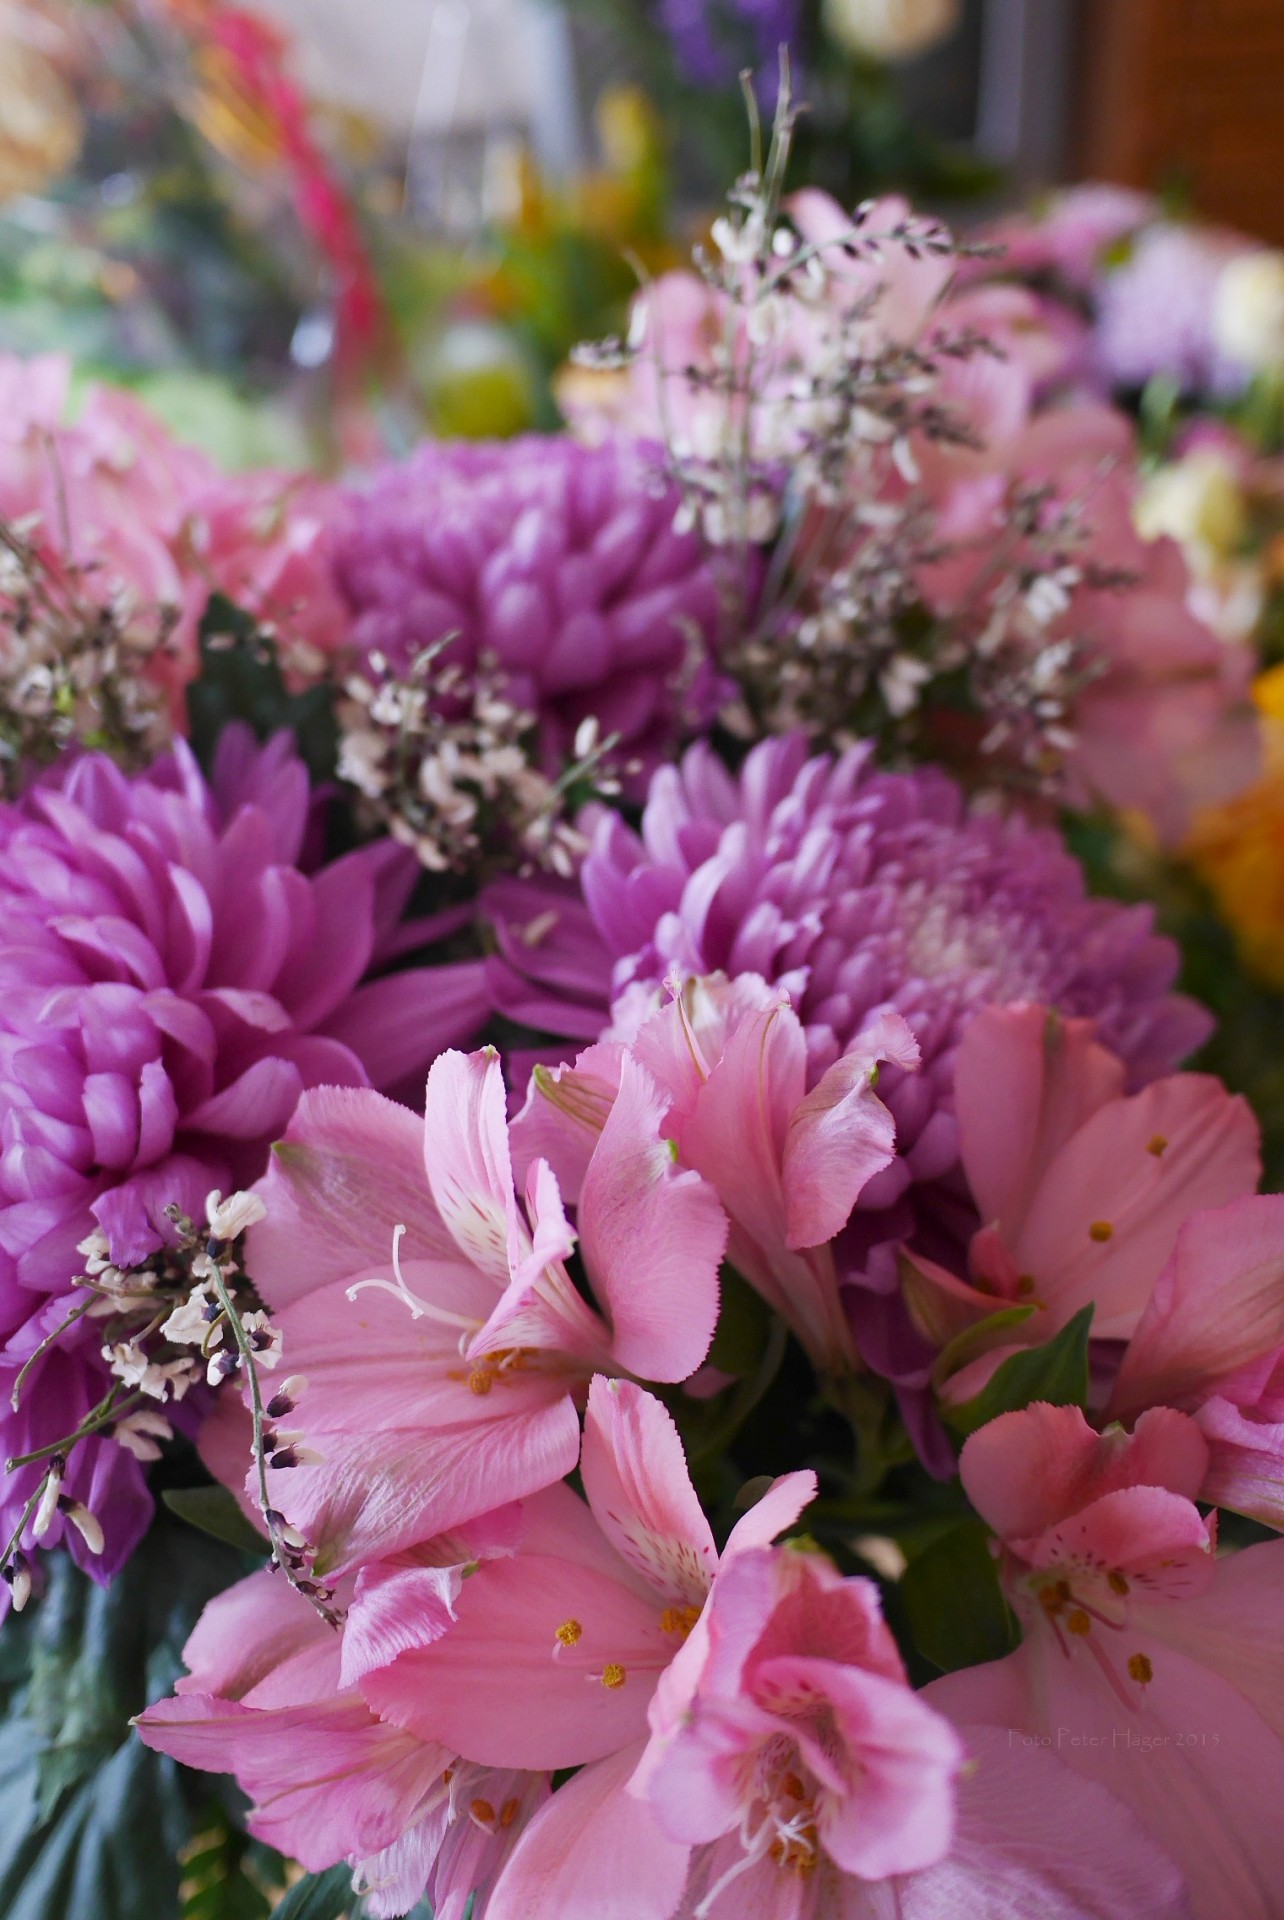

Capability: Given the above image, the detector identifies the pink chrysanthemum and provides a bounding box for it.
[484,734,1210,1448]
[331,436,727,784]
[0,728,487,1599]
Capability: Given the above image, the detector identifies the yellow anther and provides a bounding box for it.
[600,1663,627,1689]
[442,1767,455,1784]
[470,1799,496,1825]
[1088,1221,1114,1243]
[1066,1608,1092,1636]
[659,1604,701,1638]
[467,1369,493,1395]
[1107,1570,1130,1595]
[1147,1135,1169,1157]
[500,1798,519,1828]
[781,1771,807,1801]
[1128,1652,1154,1685]
[554,1618,583,1647]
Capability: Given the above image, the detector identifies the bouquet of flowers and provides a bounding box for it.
[1,83,1282,1920]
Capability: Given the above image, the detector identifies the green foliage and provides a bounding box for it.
[0,1516,284,1920]
[265,1867,356,1920]
[900,1519,1018,1674]
[186,596,337,784]
[179,1805,287,1920]
[945,1308,1093,1439]
[161,1488,271,1560]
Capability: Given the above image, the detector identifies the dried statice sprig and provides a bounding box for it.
[0,516,178,794]
[337,640,626,881]
[579,64,1132,793]
[1,1190,335,1627]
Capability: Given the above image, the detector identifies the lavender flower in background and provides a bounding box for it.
[1095,221,1256,398]
[330,436,729,823]
[0,726,489,1607]
[658,0,804,99]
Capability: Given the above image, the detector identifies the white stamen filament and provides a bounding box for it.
[347,1225,480,1335]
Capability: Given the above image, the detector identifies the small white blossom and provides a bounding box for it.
[206,1189,268,1243]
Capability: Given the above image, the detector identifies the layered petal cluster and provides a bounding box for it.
[330,436,728,782]
[523,973,921,1374]
[144,1377,1184,1919]
[904,1000,1261,1396]
[488,734,1208,1225]
[933,1402,1284,1920]
[0,728,489,1591]
[135,1512,545,1919]
[902,1000,1284,1522]
[242,1044,727,1574]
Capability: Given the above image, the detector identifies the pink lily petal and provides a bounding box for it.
[955,1005,1125,1232]
[894,1722,1189,1920]
[960,1403,1208,1543]
[781,1010,919,1251]
[135,1694,451,1871]
[580,1377,719,1607]
[485,1740,689,1920]
[1004,1072,1260,1341]
[359,1545,669,1769]
[575,1055,727,1381]
[263,1396,581,1578]
[423,1049,519,1284]
[1111,1196,1284,1421]
[247,1086,458,1308]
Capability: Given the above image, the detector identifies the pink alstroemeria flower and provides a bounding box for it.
[1107,1192,1284,1525]
[243,1047,727,1574]
[516,974,920,1375]
[353,1377,816,1775]
[134,1513,545,1919]
[932,1401,1284,1920]
[902,1002,1260,1402]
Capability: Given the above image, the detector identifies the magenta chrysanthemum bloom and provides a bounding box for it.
[331,436,726,782]
[485,735,1209,1444]
[0,728,489,1600]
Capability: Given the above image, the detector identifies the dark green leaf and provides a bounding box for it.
[0,1515,263,1920]
[266,1865,355,1920]
[900,1520,1018,1674]
[706,1264,771,1378]
[180,1804,286,1920]
[945,1307,1093,1439]
[163,1487,271,1558]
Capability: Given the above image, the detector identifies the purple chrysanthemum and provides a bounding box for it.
[331,437,727,788]
[1095,222,1252,398]
[0,728,488,1601]
[484,734,1210,1443]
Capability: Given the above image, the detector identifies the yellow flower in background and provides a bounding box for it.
[1188,665,1284,990]
[0,6,82,204]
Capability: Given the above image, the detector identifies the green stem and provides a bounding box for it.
[5,1386,137,1471]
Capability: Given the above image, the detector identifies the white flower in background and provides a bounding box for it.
[1135,451,1247,576]
[822,0,961,62]
[1212,251,1284,373]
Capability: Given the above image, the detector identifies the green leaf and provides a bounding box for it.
[900,1520,1018,1673]
[705,1264,771,1378]
[945,1307,1094,1439]
[180,1804,287,1920]
[266,1866,355,1920]
[0,1514,266,1920]
[163,1487,271,1559]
